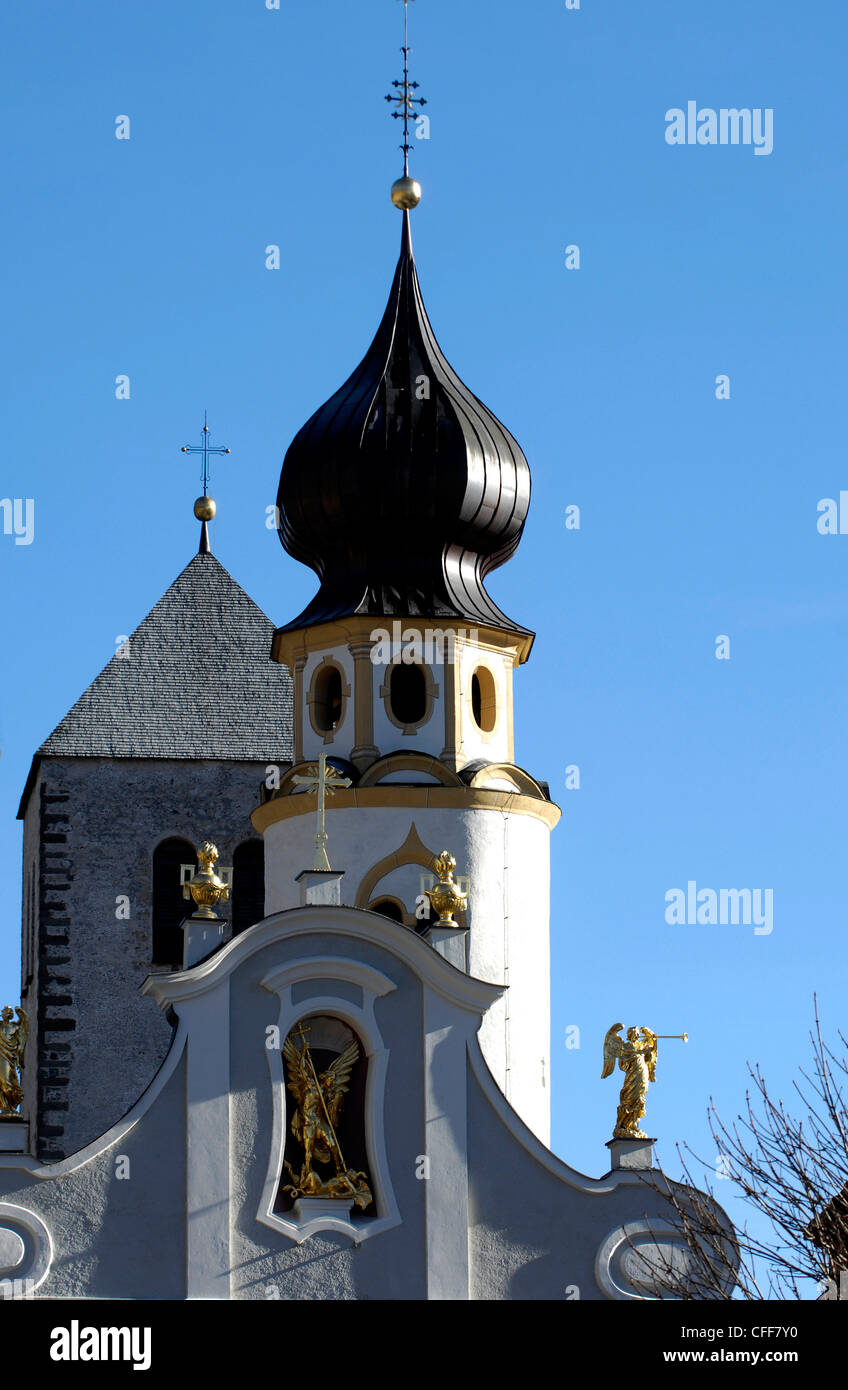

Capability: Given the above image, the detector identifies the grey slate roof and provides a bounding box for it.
[31,551,293,765]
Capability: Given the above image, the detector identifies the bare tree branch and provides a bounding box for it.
[623,997,847,1299]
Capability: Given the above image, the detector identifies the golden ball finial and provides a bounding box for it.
[391,176,422,210]
[194,495,216,522]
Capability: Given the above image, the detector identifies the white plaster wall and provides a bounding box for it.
[367,647,514,767]
[263,803,551,1142]
[503,813,551,1134]
[303,636,515,771]
[365,862,445,914]
[370,660,443,758]
[457,647,511,766]
[301,645,355,763]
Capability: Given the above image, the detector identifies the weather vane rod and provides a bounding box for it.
[181,412,231,553]
[386,0,426,209]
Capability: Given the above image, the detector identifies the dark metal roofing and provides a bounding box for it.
[275,210,533,639]
[18,552,292,814]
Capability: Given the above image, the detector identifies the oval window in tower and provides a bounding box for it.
[389,662,427,726]
[312,663,343,733]
[471,666,497,733]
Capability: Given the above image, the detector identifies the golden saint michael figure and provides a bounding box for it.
[282,1023,372,1209]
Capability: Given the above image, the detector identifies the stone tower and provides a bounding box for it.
[253,212,560,1143]
[17,539,292,1157]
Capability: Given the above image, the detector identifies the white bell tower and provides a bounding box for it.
[254,210,560,1143]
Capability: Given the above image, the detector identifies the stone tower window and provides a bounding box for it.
[152,837,196,966]
[232,839,265,935]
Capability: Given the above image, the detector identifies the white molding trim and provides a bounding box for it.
[0,1202,53,1293]
[260,957,396,1003]
[257,965,400,1246]
[468,1037,650,1195]
[595,1219,682,1301]
[423,994,470,1298]
[10,1019,190,1181]
[184,982,231,1299]
[143,906,503,1016]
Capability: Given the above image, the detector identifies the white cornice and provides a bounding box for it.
[468,1037,653,1195]
[15,1019,190,1180]
[142,906,504,1015]
[260,957,396,999]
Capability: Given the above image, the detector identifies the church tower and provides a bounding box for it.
[17,505,292,1158]
[0,8,732,1305]
[253,203,560,1141]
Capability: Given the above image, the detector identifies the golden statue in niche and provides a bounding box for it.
[602,1023,688,1138]
[0,1006,28,1116]
[282,1022,372,1209]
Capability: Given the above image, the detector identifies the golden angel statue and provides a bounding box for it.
[281,1023,372,1209]
[602,1023,658,1139]
[0,1006,28,1117]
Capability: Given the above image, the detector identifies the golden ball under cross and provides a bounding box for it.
[194,495,216,521]
[391,176,422,210]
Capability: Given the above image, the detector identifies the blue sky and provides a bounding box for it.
[1,0,846,1222]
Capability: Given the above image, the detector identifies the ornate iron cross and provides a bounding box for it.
[181,411,231,496]
[385,0,426,175]
[292,751,352,871]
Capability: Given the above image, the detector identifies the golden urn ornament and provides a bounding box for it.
[182,841,229,920]
[425,851,468,927]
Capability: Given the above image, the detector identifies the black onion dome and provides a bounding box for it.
[275,212,532,638]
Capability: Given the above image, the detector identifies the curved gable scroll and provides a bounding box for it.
[257,957,401,1246]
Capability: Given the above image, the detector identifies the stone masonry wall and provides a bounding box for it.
[23,756,283,1157]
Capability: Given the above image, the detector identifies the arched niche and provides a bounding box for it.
[275,1014,373,1217]
[152,837,196,966]
[258,958,401,1245]
[232,838,265,935]
[367,897,407,925]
